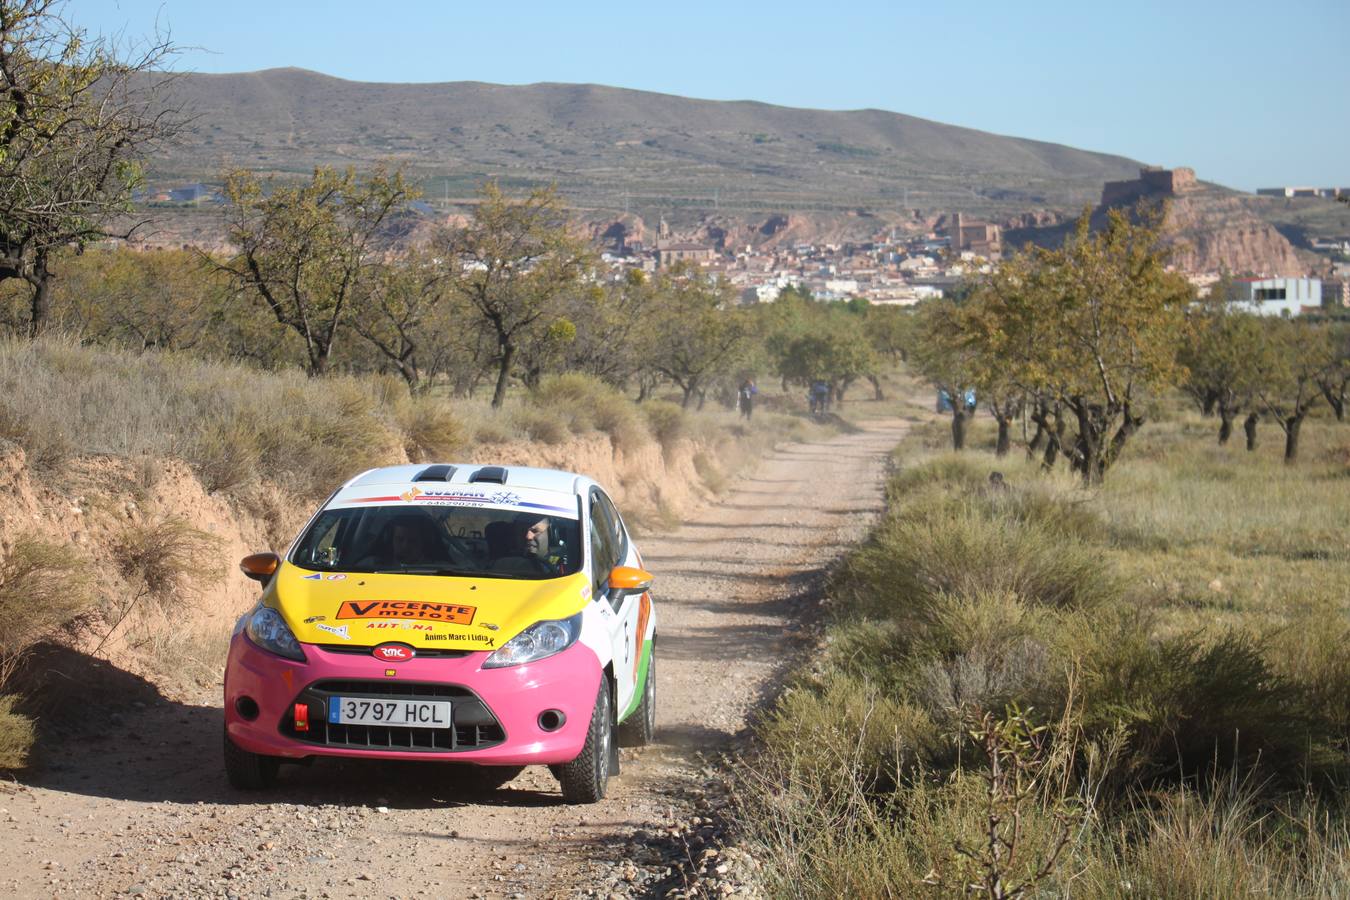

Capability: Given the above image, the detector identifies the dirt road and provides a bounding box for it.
[3,418,905,899]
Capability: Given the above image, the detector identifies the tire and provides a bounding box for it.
[556,679,613,804]
[223,728,280,790]
[618,645,655,747]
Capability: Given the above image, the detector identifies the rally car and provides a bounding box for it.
[223,463,656,803]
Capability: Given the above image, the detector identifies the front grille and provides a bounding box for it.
[316,644,471,659]
[281,680,505,752]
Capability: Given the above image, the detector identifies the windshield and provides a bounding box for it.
[290,503,582,580]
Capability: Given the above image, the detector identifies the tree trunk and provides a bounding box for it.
[309,344,331,377]
[1218,412,1233,445]
[994,417,1011,457]
[951,408,968,451]
[867,374,884,401]
[1201,391,1218,416]
[1027,419,1046,457]
[1323,385,1346,421]
[27,254,52,338]
[491,340,515,409]
[1283,415,1304,464]
[1244,412,1259,452]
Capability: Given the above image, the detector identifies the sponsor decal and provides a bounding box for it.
[364,620,434,631]
[302,573,322,581]
[372,644,414,662]
[384,669,397,677]
[426,632,495,644]
[580,585,592,600]
[347,486,572,514]
[303,615,326,624]
[316,622,351,640]
[326,574,346,582]
[337,600,476,625]
[633,593,652,680]
[479,622,500,631]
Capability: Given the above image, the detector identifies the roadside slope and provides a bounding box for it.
[3,417,906,899]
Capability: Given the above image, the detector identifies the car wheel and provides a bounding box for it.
[618,645,655,747]
[556,679,613,804]
[224,727,280,790]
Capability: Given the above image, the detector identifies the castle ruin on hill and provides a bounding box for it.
[1101,166,1197,208]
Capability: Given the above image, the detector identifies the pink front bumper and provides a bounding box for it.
[223,632,602,765]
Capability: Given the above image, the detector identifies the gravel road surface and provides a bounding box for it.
[3,417,905,899]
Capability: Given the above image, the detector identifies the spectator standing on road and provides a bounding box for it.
[809,380,830,416]
[738,378,757,420]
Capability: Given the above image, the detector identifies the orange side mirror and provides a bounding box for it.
[240,552,280,584]
[608,565,653,596]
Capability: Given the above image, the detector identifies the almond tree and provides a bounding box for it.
[0,0,180,334]
[439,182,591,408]
[961,208,1191,483]
[1316,323,1350,421]
[912,297,980,450]
[347,249,457,392]
[1179,301,1274,445]
[1255,320,1335,463]
[644,264,749,409]
[215,165,413,376]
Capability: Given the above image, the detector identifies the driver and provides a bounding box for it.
[514,512,566,572]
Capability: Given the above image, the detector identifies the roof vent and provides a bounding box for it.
[468,465,508,485]
[413,464,456,482]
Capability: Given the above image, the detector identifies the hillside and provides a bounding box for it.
[146,68,1144,222]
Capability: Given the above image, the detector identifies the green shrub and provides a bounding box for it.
[0,537,92,689]
[0,694,34,770]
[838,504,1119,619]
[509,405,569,444]
[640,399,686,450]
[0,402,71,471]
[757,672,942,795]
[396,394,465,462]
[188,415,261,493]
[1076,625,1322,784]
[531,373,649,451]
[112,517,222,598]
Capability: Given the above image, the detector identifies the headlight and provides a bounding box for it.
[482,612,582,668]
[245,605,306,662]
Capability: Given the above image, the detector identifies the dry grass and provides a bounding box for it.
[0,536,93,770]
[736,410,1350,897]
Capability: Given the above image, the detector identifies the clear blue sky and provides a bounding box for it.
[79,0,1347,191]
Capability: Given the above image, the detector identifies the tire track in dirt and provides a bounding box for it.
[3,417,906,899]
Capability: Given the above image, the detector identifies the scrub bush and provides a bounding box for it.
[640,400,686,451]
[394,393,465,462]
[0,537,91,770]
[531,373,649,451]
[739,438,1350,897]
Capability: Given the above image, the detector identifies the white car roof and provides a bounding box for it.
[345,463,590,495]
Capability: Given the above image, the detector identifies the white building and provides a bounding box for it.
[1229,277,1322,316]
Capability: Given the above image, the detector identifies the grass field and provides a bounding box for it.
[736,402,1350,898]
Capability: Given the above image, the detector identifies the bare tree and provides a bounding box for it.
[439,182,591,408]
[0,0,181,334]
[214,165,413,376]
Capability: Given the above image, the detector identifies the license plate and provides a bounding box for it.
[328,697,452,728]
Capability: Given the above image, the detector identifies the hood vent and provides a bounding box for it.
[413,464,456,482]
[468,466,508,485]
